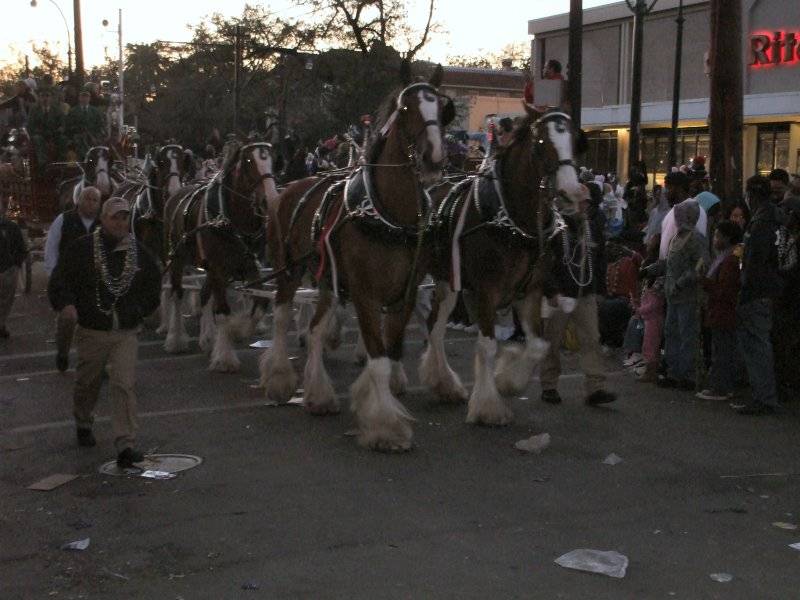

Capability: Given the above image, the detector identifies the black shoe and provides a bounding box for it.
[541,389,562,405]
[657,375,678,389]
[116,447,145,469]
[732,402,777,416]
[76,427,96,447]
[586,390,617,406]
[56,353,69,372]
[0,327,9,338]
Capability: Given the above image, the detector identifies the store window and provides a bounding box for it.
[640,127,710,186]
[580,130,618,176]
[756,124,790,175]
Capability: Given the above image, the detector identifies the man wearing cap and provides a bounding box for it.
[28,87,65,166]
[66,89,105,159]
[48,197,161,468]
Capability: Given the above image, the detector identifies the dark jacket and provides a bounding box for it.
[59,210,97,257]
[27,105,64,139]
[663,230,709,303]
[703,253,740,329]
[0,217,27,272]
[48,231,161,331]
[546,212,607,299]
[740,201,782,304]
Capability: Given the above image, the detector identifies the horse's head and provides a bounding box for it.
[154,144,186,198]
[521,106,585,216]
[223,141,279,224]
[391,67,455,186]
[83,146,112,197]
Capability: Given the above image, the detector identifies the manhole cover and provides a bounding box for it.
[98,453,203,476]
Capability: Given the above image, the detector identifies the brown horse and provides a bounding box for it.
[56,146,116,210]
[421,107,584,425]
[162,141,279,370]
[116,144,191,263]
[259,67,454,451]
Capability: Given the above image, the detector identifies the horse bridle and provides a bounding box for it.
[531,111,579,176]
[84,146,110,183]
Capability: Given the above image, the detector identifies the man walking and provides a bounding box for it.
[539,183,616,406]
[0,193,28,338]
[48,197,161,467]
[733,176,783,416]
[44,186,101,371]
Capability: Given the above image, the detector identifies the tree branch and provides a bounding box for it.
[405,0,435,61]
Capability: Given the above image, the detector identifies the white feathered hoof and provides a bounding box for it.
[164,331,189,354]
[494,343,530,397]
[303,363,339,416]
[390,361,408,396]
[208,316,240,373]
[419,346,468,404]
[466,393,514,426]
[259,351,298,403]
[350,359,414,452]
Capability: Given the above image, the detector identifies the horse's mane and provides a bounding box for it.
[363,86,402,165]
[220,141,241,176]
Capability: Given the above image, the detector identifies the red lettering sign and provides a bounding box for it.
[750,31,800,67]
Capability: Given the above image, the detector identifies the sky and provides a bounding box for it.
[1,0,619,69]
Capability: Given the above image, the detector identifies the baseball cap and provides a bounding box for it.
[101,197,131,218]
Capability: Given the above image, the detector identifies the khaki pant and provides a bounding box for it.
[540,294,606,395]
[73,326,139,451]
[55,311,77,358]
[0,266,19,329]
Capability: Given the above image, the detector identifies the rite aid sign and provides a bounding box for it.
[750,31,800,67]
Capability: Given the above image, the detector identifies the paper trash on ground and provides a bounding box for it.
[28,473,78,491]
[554,549,628,578]
[514,433,551,454]
[772,522,798,530]
[62,538,90,551]
[603,453,623,466]
[140,470,177,480]
[710,573,733,583]
[249,340,273,349]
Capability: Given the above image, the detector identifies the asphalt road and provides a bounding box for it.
[1,267,799,599]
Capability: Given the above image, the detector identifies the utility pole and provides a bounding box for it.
[233,25,242,135]
[568,0,583,129]
[668,0,685,168]
[73,0,85,88]
[118,8,124,134]
[624,0,658,178]
[709,0,743,203]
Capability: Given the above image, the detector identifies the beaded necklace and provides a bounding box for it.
[93,228,138,316]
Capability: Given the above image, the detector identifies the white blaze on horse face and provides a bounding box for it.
[167,149,181,196]
[417,89,444,166]
[95,151,111,195]
[252,146,279,209]
[546,119,582,213]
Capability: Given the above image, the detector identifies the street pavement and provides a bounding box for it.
[1,267,799,599]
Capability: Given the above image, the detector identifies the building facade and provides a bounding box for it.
[440,67,525,133]
[528,0,800,184]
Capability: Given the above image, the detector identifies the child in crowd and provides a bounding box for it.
[697,221,742,400]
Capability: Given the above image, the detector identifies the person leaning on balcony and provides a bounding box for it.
[523,59,567,112]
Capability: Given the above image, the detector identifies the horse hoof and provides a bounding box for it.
[466,403,514,427]
[356,424,413,452]
[164,337,189,354]
[209,358,240,373]
[305,400,341,416]
[436,384,469,404]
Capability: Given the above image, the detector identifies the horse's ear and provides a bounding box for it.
[183,150,196,180]
[429,64,444,88]
[400,58,412,86]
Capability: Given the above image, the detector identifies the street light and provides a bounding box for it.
[30,0,73,79]
[102,9,124,135]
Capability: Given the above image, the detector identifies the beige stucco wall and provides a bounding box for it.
[462,95,526,132]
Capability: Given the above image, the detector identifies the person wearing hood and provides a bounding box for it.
[658,172,708,260]
[650,199,709,389]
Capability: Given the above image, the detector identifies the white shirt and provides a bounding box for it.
[44,213,95,276]
[658,201,708,260]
